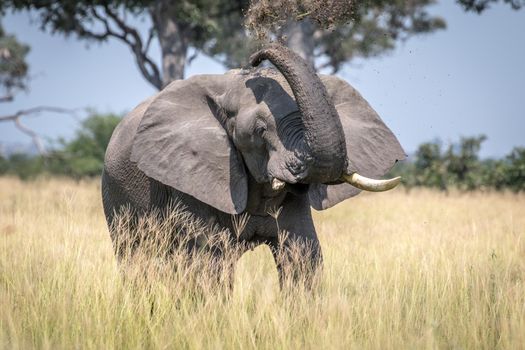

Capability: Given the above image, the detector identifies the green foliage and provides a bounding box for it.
[2,0,445,84]
[2,0,251,86]
[502,147,525,191]
[3,0,518,90]
[0,22,30,97]
[49,113,121,177]
[2,0,248,50]
[391,136,525,192]
[445,135,487,190]
[413,141,447,190]
[0,153,45,179]
[241,0,446,72]
[0,112,121,179]
[457,0,524,13]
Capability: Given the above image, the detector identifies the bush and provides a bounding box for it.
[0,112,121,179]
[50,113,121,177]
[390,136,525,192]
[503,147,525,192]
[0,153,45,179]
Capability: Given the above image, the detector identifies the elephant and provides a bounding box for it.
[102,43,405,286]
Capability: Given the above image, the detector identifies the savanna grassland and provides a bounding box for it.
[1,177,524,349]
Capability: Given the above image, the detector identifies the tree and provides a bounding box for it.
[3,0,445,89]
[0,106,75,155]
[244,0,446,70]
[0,152,45,179]
[0,112,122,178]
[413,140,448,190]
[2,0,250,89]
[0,23,76,155]
[480,158,508,190]
[0,22,29,101]
[445,135,487,190]
[457,0,524,13]
[503,147,525,191]
[49,113,121,177]
[409,135,488,191]
[391,135,525,192]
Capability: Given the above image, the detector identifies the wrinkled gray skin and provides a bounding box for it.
[102,44,405,285]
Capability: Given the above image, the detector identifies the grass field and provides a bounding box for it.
[1,177,524,349]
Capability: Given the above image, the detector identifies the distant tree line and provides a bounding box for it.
[1,113,523,192]
[390,135,525,192]
[0,113,120,179]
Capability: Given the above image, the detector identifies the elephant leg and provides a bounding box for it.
[187,234,243,293]
[266,194,323,289]
[267,235,322,289]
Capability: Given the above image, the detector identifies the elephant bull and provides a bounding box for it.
[102,44,405,285]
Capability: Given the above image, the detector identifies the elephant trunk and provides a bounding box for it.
[250,44,347,183]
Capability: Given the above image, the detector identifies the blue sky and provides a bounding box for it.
[1,2,524,158]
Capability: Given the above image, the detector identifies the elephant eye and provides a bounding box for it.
[254,121,267,136]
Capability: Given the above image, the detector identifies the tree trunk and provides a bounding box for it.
[280,19,316,69]
[150,1,188,88]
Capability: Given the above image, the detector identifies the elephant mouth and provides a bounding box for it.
[268,177,309,196]
[271,178,286,191]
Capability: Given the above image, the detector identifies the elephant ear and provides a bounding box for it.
[309,75,406,210]
[130,75,248,214]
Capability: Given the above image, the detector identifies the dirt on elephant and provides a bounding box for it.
[1,176,524,349]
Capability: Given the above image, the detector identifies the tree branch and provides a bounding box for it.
[76,6,162,90]
[102,5,163,89]
[0,94,14,103]
[187,50,199,65]
[89,8,126,41]
[0,106,76,155]
[144,26,155,54]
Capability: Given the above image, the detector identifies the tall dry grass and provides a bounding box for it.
[1,177,524,349]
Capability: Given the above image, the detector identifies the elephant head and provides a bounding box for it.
[130,44,405,214]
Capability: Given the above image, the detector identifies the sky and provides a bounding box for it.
[1,2,524,158]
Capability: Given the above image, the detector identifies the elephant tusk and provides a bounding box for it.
[342,173,401,192]
[271,178,286,191]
